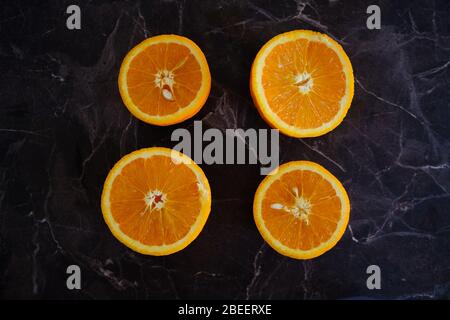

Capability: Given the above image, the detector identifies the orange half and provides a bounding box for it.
[101,147,211,255]
[250,30,354,137]
[253,161,350,259]
[118,35,211,126]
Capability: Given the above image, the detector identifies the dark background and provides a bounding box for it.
[1,0,449,299]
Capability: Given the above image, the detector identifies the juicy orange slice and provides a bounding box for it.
[253,161,350,259]
[101,147,211,255]
[118,35,211,126]
[250,30,354,138]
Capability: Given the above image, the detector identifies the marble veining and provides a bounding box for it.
[0,0,449,299]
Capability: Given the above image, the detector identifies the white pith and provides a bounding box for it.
[294,72,313,94]
[270,187,312,225]
[155,69,175,101]
[144,189,167,212]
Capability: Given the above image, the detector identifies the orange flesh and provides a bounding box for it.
[109,155,202,246]
[126,43,202,116]
[261,170,342,250]
[261,39,347,128]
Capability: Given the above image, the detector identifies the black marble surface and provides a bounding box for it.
[1,0,450,300]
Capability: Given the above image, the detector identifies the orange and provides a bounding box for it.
[253,161,350,259]
[101,147,211,255]
[250,30,354,138]
[118,35,211,126]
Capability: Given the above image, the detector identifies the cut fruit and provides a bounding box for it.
[101,147,211,255]
[253,161,350,259]
[250,30,354,138]
[118,34,211,126]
